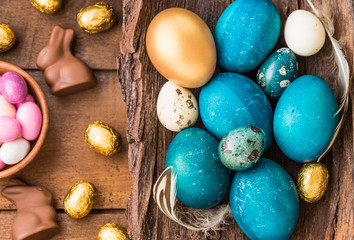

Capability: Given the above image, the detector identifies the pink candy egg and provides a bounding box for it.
[16,102,42,141]
[0,159,6,170]
[0,94,16,117]
[15,94,35,109]
[0,72,28,104]
[0,116,21,142]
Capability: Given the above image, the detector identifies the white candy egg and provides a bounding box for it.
[157,81,199,132]
[0,138,30,165]
[285,10,325,56]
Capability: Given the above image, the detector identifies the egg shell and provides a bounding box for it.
[0,116,21,142]
[0,94,16,117]
[0,138,30,165]
[165,128,231,209]
[16,102,42,141]
[199,72,273,149]
[219,126,265,171]
[146,8,216,88]
[15,94,35,109]
[230,158,299,240]
[274,75,339,162]
[257,48,298,100]
[285,10,326,56]
[0,159,6,170]
[214,0,281,73]
[157,81,199,132]
[0,72,28,104]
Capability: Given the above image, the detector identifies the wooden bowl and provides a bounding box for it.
[0,61,49,178]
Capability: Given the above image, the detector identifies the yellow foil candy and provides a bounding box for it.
[64,181,97,219]
[77,2,116,34]
[30,0,62,14]
[98,223,130,240]
[297,162,329,203]
[0,24,15,53]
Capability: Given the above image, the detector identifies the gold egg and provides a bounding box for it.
[77,2,116,34]
[30,0,62,14]
[0,24,15,53]
[85,121,122,156]
[146,8,216,88]
[297,162,329,203]
[98,223,130,240]
[64,181,97,219]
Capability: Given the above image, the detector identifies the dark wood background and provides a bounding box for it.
[118,0,353,239]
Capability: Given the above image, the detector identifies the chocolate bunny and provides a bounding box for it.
[1,179,60,240]
[37,25,97,96]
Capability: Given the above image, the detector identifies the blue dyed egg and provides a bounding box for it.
[214,0,281,73]
[165,128,231,209]
[257,48,298,100]
[230,158,299,240]
[199,73,273,149]
[274,75,339,162]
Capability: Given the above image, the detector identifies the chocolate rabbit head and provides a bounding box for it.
[37,25,97,96]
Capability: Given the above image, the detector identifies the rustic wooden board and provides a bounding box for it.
[118,0,353,239]
[0,0,122,70]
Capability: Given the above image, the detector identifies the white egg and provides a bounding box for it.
[0,138,30,165]
[285,10,325,56]
[157,81,199,132]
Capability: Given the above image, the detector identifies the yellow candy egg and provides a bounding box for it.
[98,223,130,240]
[30,0,62,14]
[146,8,216,88]
[0,24,15,53]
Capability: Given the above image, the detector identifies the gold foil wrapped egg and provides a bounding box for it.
[98,223,130,240]
[85,121,122,156]
[30,0,62,14]
[64,181,97,218]
[297,162,329,203]
[0,24,15,53]
[77,2,116,34]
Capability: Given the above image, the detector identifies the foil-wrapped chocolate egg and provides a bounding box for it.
[64,181,97,218]
[30,0,62,14]
[85,121,121,156]
[0,24,15,53]
[98,223,130,240]
[77,2,116,34]
[297,162,329,203]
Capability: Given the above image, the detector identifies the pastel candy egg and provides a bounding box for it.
[0,138,30,165]
[219,126,265,171]
[230,158,299,240]
[157,81,199,132]
[16,102,42,141]
[165,128,231,209]
[0,94,16,117]
[199,73,273,150]
[0,116,21,142]
[257,48,298,100]
[0,72,28,104]
[274,75,339,162]
[15,94,35,109]
[214,0,281,73]
[0,159,6,170]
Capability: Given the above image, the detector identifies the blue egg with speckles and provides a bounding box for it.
[257,48,298,100]
[214,0,281,73]
[230,158,299,240]
[199,73,273,150]
[165,128,231,209]
[274,75,339,162]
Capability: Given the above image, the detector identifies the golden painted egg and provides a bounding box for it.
[146,8,216,88]
[297,162,329,203]
[77,2,116,34]
[98,223,130,240]
[64,181,97,219]
[0,24,15,53]
[30,0,62,14]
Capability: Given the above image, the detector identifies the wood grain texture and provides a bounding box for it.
[0,0,122,70]
[118,0,353,239]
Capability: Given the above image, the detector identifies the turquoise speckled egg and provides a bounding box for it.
[274,75,339,162]
[165,128,231,209]
[218,126,265,171]
[214,0,281,73]
[230,158,299,240]
[199,72,273,150]
[257,48,298,100]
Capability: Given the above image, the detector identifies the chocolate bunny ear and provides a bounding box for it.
[1,179,27,199]
[49,25,66,47]
[63,29,74,52]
